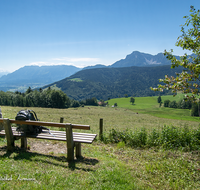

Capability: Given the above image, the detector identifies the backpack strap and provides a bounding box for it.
[28,110,39,121]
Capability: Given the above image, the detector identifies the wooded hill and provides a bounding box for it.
[44,65,183,100]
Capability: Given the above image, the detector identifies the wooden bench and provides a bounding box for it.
[0,118,97,161]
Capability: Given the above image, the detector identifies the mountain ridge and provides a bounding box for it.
[0,51,184,93]
[111,51,172,67]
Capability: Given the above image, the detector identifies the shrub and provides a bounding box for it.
[71,100,80,107]
[164,100,170,107]
[191,103,199,116]
[147,129,160,147]
[178,99,192,109]
[127,128,147,147]
[168,100,178,108]
[102,125,200,151]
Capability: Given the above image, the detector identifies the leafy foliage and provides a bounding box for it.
[191,102,199,116]
[169,100,178,108]
[162,98,200,116]
[157,96,162,103]
[0,88,71,108]
[152,6,200,102]
[164,99,170,107]
[102,125,200,150]
[130,97,135,104]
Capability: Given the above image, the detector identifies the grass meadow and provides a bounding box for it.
[108,94,200,122]
[0,95,200,189]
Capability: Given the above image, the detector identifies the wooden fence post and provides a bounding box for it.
[3,118,14,151]
[99,118,103,140]
[66,124,74,161]
[60,117,64,123]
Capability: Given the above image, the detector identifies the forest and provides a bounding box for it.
[0,87,98,109]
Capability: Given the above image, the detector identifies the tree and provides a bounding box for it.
[50,90,70,108]
[151,6,200,102]
[26,87,33,94]
[130,97,135,105]
[85,97,98,106]
[39,88,43,93]
[71,100,80,108]
[191,102,199,116]
[164,100,170,107]
[157,96,162,103]
[169,100,178,108]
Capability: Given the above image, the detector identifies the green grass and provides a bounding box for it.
[0,138,199,189]
[0,95,200,189]
[69,78,83,82]
[107,94,200,122]
[1,105,200,133]
[44,84,61,91]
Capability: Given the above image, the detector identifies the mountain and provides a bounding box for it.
[111,51,173,67]
[82,64,107,70]
[0,65,81,92]
[0,51,184,93]
[0,71,9,78]
[43,65,183,100]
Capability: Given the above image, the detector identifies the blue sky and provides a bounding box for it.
[0,0,199,72]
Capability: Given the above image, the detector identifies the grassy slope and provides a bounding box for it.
[108,94,200,122]
[0,96,200,189]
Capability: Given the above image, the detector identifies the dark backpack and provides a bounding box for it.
[15,110,49,135]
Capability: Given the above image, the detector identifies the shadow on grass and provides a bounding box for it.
[0,146,99,171]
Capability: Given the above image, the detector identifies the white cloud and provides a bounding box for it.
[29,62,49,66]
[0,68,9,72]
[52,57,100,62]
[29,57,103,68]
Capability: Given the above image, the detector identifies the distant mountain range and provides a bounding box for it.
[0,71,9,78]
[0,65,81,92]
[0,51,184,94]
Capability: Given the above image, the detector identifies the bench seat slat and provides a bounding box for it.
[21,135,94,143]
[50,130,97,136]
[46,130,97,136]
[26,133,96,141]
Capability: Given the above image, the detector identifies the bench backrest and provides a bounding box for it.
[0,118,90,130]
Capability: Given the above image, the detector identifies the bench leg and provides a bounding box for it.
[3,119,14,151]
[75,143,82,158]
[21,137,27,150]
[66,124,74,161]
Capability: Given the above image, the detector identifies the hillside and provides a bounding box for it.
[45,65,183,100]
